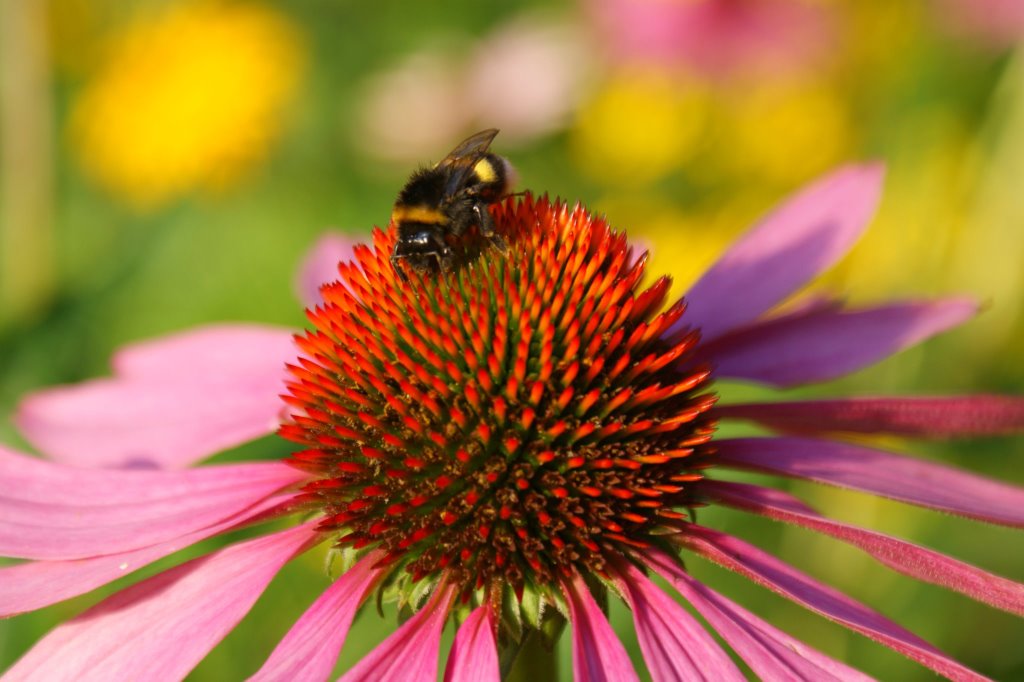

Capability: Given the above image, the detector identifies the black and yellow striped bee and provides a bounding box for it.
[390,129,515,277]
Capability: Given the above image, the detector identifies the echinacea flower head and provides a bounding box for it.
[69,1,304,209]
[282,196,716,601]
[4,166,1024,680]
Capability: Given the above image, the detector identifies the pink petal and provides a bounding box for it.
[250,550,387,682]
[295,232,359,308]
[613,561,743,681]
[715,437,1024,527]
[3,523,320,682]
[701,298,977,387]
[0,493,296,617]
[678,525,989,682]
[705,480,1024,616]
[339,584,455,682]
[444,606,500,682]
[715,395,1024,439]
[564,573,640,682]
[110,324,295,378]
[677,164,883,342]
[646,550,873,682]
[0,445,307,560]
[16,324,297,469]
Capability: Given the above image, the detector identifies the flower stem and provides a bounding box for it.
[502,631,559,682]
[0,0,55,329]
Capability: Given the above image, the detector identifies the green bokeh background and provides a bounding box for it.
[1,0,1022,679]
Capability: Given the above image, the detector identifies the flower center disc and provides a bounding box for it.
[281,195,717,597]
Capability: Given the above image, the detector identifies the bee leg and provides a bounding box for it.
[474,204,508,254]
[473,203,494,236]
[436,246,455,273]
[390,249,411,282]
[488,232,509,254]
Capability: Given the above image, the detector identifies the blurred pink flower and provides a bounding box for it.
[355,13,591,161]
[586,0,837,80]
[296,232,361,308]
[354,51,470,164]
[464,15,593,142]
[3,166,1024,679]
[935,0,1024,49]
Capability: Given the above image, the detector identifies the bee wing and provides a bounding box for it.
[435,129,499,195]
[436,129,499,168]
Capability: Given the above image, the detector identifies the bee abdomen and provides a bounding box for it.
[392,205,448,226]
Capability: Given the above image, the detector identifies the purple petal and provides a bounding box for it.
[645,549,873,682]
[678,164,883,342]
[339,585,454,682]
[16,324,298,469]
[614,561,744,681]
[295,232,359,308]
[678,525,989,682]
[716,395,1024,439]
[0,493,295,617]
[701,298,976,387]
[715,437,1024,527]
[444,606,500,682]
[0,445,307,560]
[564,573,640,682]
[3,523,319,682]
[706,480,1024,616]
[250,551,387,682]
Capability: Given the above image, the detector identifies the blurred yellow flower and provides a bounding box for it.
[643,210,730,302]
[711,79,853,187]
[69,1,304,209]
[571,70,710,186]
[596,194,759,303]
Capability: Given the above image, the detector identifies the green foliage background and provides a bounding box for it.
[1,0,1022,679]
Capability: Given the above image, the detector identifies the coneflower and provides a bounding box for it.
[4,166,1023,680]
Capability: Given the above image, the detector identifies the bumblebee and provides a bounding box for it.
[390,128,515,276]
